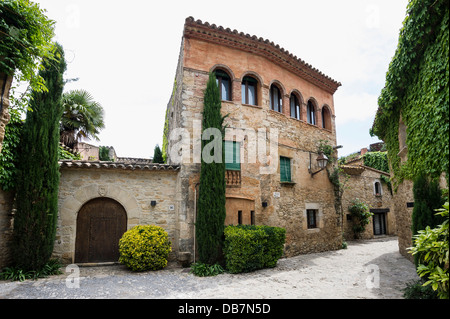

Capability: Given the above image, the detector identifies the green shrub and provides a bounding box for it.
[0,259,62,282]
[119,225,172,272]
[409,202,449,299]
[403,279,438,299]
[224,225,286,274]
[190,262,224,277]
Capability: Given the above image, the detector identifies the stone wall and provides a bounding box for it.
[0,188,14,268]
[55,164,180,264]
[394,179,415,261]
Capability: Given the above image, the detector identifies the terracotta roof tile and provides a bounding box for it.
[59,160,180,171]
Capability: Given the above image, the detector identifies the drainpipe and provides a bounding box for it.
[193,182,200,263]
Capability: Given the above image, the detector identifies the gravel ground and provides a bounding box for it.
[0,236,419,299]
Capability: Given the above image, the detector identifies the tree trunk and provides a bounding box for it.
[0,72,14,154]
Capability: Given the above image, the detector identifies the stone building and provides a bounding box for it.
[340,164,396,240]
[0,17,345,268]
[164,17,342,259]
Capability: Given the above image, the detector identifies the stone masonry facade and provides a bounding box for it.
[165,17,343,259]
[341,165,396,241]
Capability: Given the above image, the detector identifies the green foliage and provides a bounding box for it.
[98,146,112,161]
[162,78,176,163]
[363,151,389,173]
[412,173,444,239]
[196,72,227,265]
[60,89,104,148]
[0,259,62,282]
[372,0,449,185]
[152,144,164,164]
[348,198,373,239]
[403,279,439,299]
[0,0,56,92]
[58,145,80,160]
[0,108,22,191]
[11,44,66,271]
[190,262,225,277]
[409,202,449,299]
[119,225,172,272]
[223,225,286,274]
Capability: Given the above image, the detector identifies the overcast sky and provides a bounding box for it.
[34,0,409,159]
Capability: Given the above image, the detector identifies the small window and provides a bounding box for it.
[307,100,316,125]
[321,106,331,130]
[215,70,231,101]
[290,94,300,120]
[224,141,240,171]
[242,76,257,105]
[251,211,255,225]
[270,84,283,113]
[280,156,291,182]
[238,211,242,225]
[374,181,381,196]
[307,209,317,229]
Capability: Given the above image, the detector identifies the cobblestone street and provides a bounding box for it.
[0,237,419,299]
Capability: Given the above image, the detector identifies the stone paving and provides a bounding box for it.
[0,236,419,299]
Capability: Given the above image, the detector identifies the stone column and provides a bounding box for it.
[0,72,14,154]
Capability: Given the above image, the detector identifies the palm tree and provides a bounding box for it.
[60,89,105,148]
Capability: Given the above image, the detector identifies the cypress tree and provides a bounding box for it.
[196,72,226,265]
[412,172,443,266]
[153,144,164,164]
[12,43,67,271]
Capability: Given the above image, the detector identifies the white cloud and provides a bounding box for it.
[334,91,379,126]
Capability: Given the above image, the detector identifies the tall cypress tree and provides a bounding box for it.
[196,72,226,265]
[12,43,67,271]
[412,172,444,266]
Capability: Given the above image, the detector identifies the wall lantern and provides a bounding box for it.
[309,151,329,177]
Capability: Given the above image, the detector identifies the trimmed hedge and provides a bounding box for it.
[119,225,172,271]
[224,225,286,273]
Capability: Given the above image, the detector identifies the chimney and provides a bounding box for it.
[360,148,368,156]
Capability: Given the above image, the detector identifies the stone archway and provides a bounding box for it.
[75,197,127,263]
[58,183,140,263]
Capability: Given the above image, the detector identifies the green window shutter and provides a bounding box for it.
[224,141,240,171]
[280,156,291,182]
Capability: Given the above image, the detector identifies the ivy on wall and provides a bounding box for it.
[162,78,176,163]
[371,0,449,188]
[363,151,389,173]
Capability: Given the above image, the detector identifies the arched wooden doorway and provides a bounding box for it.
[75,198,127,263]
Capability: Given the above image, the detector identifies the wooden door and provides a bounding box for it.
[373,213,386,235]
[75,198,127,263]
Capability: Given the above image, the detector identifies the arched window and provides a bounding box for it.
[374,180,382,196]
[290,94,300,120]
[321,106,331,130]
[214,69,231,101]
[307,100,316,125]
[241,76,258,105]
[270,84,282,113]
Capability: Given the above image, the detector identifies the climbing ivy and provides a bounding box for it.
[371,0,449,187]
[162,78,176,163]
[363,151,389,173]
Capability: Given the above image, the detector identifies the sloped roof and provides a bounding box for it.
[59,160,180,171]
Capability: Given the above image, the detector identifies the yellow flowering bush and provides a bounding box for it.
[119,225,172,271]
